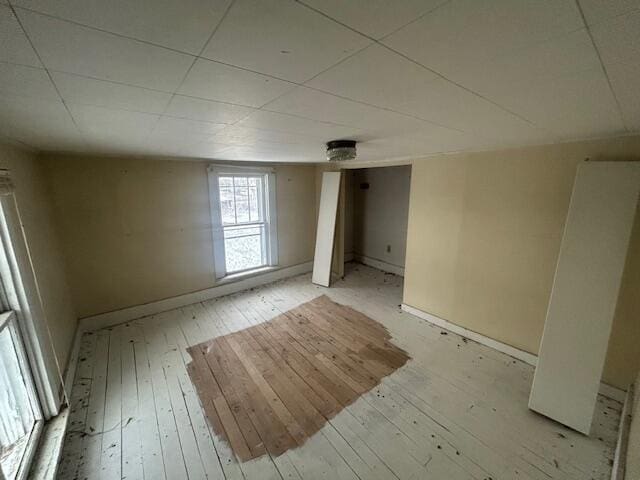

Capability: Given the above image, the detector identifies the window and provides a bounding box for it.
[0,189,44,480]
[209,166,277,279]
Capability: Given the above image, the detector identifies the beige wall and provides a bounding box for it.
[403,135,640,390]
[352,165,411,268]
[43,155,317,318]
[0,142,76,374]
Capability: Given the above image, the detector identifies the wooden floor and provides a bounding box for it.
[58,264,620,480]
[186,295,410,461]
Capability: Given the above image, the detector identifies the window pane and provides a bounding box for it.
[234,184,250,223]
[224,225,264,272]
[249,183,260,222]
[0,322,37,480]
[219,176,233,187]
[219,186,235,224]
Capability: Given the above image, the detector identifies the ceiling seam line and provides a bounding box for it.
[161,0,237,115]
[11,5,199,57]
[378,43,539,127]
[298,42,374,85]
[574,0,629,133]
[377,0,454,41]
[11,4,304,87]
[293,0,540,128]
[300,85,467,133]
[257,106,463,138]
[183,0,277,151]
[0,133,38,153]
[8,4,86,143]
[146,0,238,138]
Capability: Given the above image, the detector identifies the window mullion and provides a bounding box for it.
[232,175,238,225]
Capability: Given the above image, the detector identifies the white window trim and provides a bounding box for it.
[207,165,278,280]
[0,194,60,418]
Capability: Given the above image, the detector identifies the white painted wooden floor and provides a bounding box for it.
[58,264,619,480]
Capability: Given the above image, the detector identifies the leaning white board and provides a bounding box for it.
[312,172,341,287]
[529,161,640,434]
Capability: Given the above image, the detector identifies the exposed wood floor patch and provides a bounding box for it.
[58,265,619,480]
[186,295,410,461]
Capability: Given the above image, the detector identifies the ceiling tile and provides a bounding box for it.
[394,78,551,140]
[0,94,83,149]
[178,58,294,107]
[52,72,172,113]
[306,44,440,112]
[590,9,640,65]
[264,86,441,137]
[0,63,58,100]
[143,131,223,157]
[183,140,235,158]
[81,138,152,156]
[355,127,481,162]
[449,29,602,98]
[235,110,361,140]
[383,0,584,79]
[17,10,194,91]
[300,0,448,39]
[418,27,623,141]
[11,0,231,54]
[154,116,226,135]
[305,46,545,140]
[486,67,625,138]
[0,5,41,66]
[209,125,318,147]
[578,0,640,26]
[201,0,370,82]
[164,95,256,124]
[69,104,160,145]
[215,144,320,162]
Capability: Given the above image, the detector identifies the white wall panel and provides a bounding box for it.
[529,161,640,434]
[312,172,341,287]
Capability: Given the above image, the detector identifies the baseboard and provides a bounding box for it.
[354,254,404,277]
[401,303,627,403]
[80,261,313,333]
[63,261,313,394]
[600,383,628,404]
[344,252,354,262]
[401,303,538,365]
[611,384,633,480]
[61,321,85,407]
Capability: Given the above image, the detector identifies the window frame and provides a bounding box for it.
[208,164,278,280]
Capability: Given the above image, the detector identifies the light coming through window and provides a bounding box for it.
[209,167,278,279]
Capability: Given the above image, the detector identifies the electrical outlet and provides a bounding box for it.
[386,245,391,253]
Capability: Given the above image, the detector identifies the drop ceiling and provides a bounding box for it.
[0,0,638,163]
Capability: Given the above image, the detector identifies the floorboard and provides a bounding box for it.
[58,264,620,480]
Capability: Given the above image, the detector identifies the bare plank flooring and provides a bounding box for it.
[59,264,620,480]
[186,295,411,462]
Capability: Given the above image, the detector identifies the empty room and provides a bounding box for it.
[1,1,640,479]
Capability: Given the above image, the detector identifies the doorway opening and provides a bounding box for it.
[344,165,412,277]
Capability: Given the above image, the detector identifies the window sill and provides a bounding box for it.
[216,266,278,285]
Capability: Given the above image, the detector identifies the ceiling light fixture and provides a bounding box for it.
[326,140,357,162]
